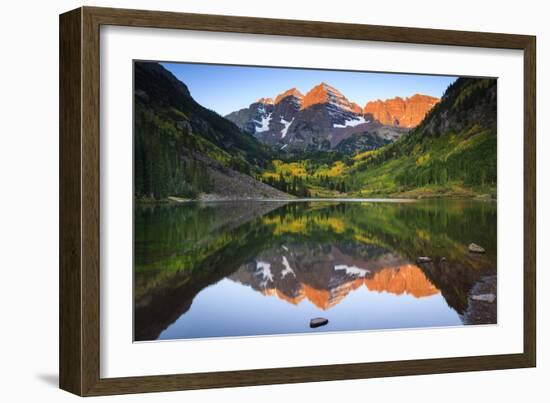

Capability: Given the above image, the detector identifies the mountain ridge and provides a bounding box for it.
[342,77,497,197]
[226,82,439,153]
[133,62,496,201]
[133,62,289,200]
[364,94,440,128]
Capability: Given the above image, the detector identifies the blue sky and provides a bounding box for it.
[162,62,457,116]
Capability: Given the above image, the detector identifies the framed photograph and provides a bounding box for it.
[59,6,536,396]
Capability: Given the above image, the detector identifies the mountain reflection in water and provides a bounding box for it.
[231,248,438,310]
[134,200,497,341]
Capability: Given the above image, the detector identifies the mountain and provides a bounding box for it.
[133,62,288,200]
[134,62,272,163]
[134,62,495,200]
[224,98,275,135]
[258,77,497,198]
[364,94,439,128]
[226,83,438,153]
[285,83,378,151]
[225,88,304,146]
[347,78,497,197]
[230,245,439,310]
[334,132,391,154]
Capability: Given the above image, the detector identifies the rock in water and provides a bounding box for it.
[469,243,486,253]
[471,293,496,303]
[417,256,432,263]
[310,317,329,328]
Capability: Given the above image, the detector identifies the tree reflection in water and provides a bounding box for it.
[134,200,497,341]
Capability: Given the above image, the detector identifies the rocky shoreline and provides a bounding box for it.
[461,275,497,325]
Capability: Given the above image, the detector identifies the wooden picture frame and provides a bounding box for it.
[59,6,536,396]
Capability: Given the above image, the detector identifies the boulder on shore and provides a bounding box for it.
[471,293,496,303]
[468,243,486,253]
[462,275,497,325]
[310,317,329,328]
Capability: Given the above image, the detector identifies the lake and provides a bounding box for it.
[134,199,497,341]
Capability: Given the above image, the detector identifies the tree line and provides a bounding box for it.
[262,174,311,197]
[134,107,214,200]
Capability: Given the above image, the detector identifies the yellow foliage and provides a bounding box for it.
[262,216,307,235]
[264,160,307,178]
[416,229,431,241]
[262,215,346,236]
[354,233,375,244]
[352,149,376,161]
[319,217,345,233]
[416,153,430,166]
[261,172,280,180]
[316,161,345,177]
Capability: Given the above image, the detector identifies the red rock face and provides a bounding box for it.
[301,83,333,109]
[260,264,439,310]
[364,94,439,128]
[301,82,360,113]
[256,97,274,105]
[364,264,439,298]
[274,88,304,104]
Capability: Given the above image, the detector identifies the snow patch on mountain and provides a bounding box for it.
[281,256,295,279]
[334,264,370,277]
[333,116,370,128]
[255,112,272,133]
[256,261,274,287]
[280,117,294,138]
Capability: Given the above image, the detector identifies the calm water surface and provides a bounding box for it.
[134,200,497,341]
